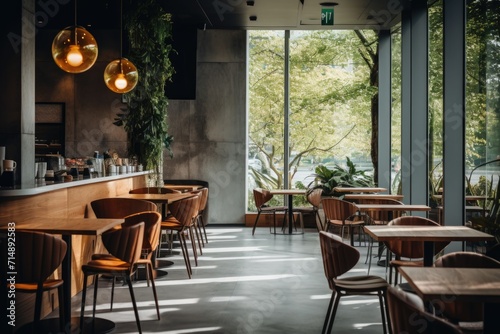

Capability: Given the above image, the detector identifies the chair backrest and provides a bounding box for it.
[16,231,67,284]
[253,188,273,209]
[168,195,200,228]
[197,187,209,212]
[122,211,162,253]
[387,286,463,334]
[358,198,404,223]
[102,222,144,265]
[129,187,181,194]
[322,197,358,224]
[434,251,500,323]
[91,198,157,218]
[319,231,360,290]
[306,188,323,208]
[386,216,449,259]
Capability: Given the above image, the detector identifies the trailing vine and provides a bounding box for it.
[114,0,174,178]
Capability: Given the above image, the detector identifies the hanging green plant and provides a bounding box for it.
[114,0,174,182]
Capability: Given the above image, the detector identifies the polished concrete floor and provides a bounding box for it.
[63,226,390,334]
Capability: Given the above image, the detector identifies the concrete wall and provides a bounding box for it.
[165,30,247,225]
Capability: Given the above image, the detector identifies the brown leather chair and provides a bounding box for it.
[358,198,405,274]
[433,252,500,329]
[13,231,67,331]
[293,188,323,231]
[321,197,364,246]
[387,286,463,334]
[192,187,209,244]
[90,197,157,218]
[91,211,162,320]
[80,222,145,333]
[319,231,390,334]
[252,188,288,235]
[161,195,200,278]
[386,216,449,285]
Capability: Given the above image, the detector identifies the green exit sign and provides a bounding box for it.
[321,8,334,26]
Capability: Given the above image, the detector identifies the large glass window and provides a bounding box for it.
[248,30,377,210]
[466,1,500,201]
[391,28,402,194]
[428,0,444,204]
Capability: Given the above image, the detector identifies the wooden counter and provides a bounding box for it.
[0,172,149,327]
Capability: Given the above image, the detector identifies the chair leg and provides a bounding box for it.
[383,289,392,334]
[92,274,100,318]
[110,276,115,310]
[193,222,203,255]
[378,291,388,334]
[326,292,342,334]
[322,291,336,334]
[147,262,161,320]
[34,286,43,327]
[57,285,65,332]
[80,273,88,331]
[252,211,262,235]
[200,215,208,243]
[188,227,198,266]
[125,275,142,334]
[178,231,192,278]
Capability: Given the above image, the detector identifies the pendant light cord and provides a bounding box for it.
[73,0,78,44]
[119,0,123,73]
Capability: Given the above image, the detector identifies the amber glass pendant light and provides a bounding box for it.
[51,0,98,73]
[103,0,138,93]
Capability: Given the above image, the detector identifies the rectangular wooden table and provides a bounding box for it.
[333,186,387,193]
[344,193,404,201]
[399,267,500,334]
[164,184,203,192]
[363,225,495,266]
[2,217,123,333]
[270,189,306,234]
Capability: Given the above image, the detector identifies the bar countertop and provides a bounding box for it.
[0,171,151,197]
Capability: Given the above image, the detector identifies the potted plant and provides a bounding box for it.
[307,157,375,197]
[114,0,174,186]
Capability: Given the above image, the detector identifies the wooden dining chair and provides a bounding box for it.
[192,187,209,245]
[90,197,157,219]
[386,216,449,285]
[90,211,162,320]
[160,195,200,278]
[433,252,500,331]
[387,286,463,334]
[252,188,288,235]
[357,198,405,275]
[293,188,323,231]
[11,231,67,332]
[319,231,390,334]
[80,222,145,334]
[321,197,363,246]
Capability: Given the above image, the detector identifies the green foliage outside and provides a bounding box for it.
[248,30,376,196]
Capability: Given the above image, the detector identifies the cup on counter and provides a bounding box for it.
[3,159,16,171]
[108,164,117,174]
[119,165,127,174]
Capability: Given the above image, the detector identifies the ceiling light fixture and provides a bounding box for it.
[319,2,338,6]
[103,0,138,94]
[51,0,98,73]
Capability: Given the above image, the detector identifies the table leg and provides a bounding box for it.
[61,235,72,328]
[484,302,500,334]
[423,241,434,266]
[288,194,293,234]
